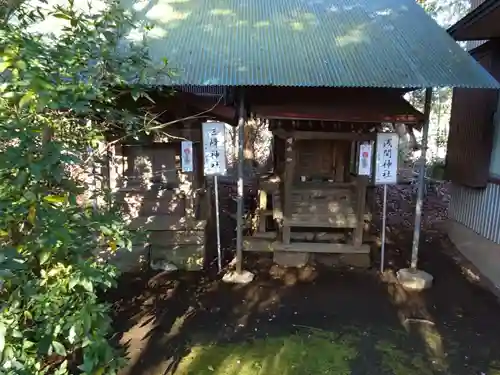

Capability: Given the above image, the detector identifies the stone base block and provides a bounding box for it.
[314,253,371,268]
[222,270,255,284]
[397,268,433,291]
[273,251,309,267]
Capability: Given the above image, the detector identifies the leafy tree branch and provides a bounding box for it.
[0,0,197,374]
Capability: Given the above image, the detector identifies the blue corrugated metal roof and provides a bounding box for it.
[122,0,500,89]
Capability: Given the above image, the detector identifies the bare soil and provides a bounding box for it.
[107,185,500,375]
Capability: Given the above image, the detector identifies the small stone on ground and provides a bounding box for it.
[397,268,434,291]
[222,270,255,284]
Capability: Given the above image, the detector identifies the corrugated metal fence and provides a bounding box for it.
[449,183,500,244]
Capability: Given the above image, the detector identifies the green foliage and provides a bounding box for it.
[417,0,471,27]
[0,1,166,374]
[427,157,446,180]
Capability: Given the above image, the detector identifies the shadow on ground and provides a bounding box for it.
[107,238,500,375]
[105,186,500,375]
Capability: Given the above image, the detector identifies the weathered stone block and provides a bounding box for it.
[314,253,371,268]
[273,251,309,267]
[151,244,205,271]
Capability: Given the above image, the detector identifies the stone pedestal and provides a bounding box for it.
[397,268,433,291]
[222,270,255,284]
[273,251,309,267]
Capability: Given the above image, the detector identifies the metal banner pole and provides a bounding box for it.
[380,183,388,273]
[235,95,245,274]
[214,175,222,272]
[410,88,432,270]
[87,146,98,213]
[375,132,398,273]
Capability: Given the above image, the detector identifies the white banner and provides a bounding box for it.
[202,122,227,176]
[358,142,373,176]
[375,133,399,185]
[181,141,193,172]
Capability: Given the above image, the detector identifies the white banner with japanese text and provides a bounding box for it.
[358,142,373,176]
[202,122,227,176]
[181,141,193,172]
[375,133,399,185]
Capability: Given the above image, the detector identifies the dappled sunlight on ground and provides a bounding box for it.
[158,325,465,375]
[106,185,500,375]
[175,330,358,375]
[108,251,500,375]
[381,270,448,371]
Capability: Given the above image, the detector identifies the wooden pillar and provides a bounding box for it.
[176,147,195,225]
[275,136,285,176]
[182,120,195,223]
[257,190,267,232]
[334,141,347,182]
[194,140,208,220]
[235,94,246,274]
[107,142,123,193]
[353,175,368,248]
[282,137,295,245]
[184,180,195,222]
[272,134,279,173]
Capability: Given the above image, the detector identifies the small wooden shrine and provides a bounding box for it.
[182,87,425,268]
[244,120,376,263]
[106,94,211,271]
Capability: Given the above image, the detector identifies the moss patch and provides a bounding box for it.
[175,330,358,375]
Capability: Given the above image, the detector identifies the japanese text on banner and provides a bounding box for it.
[202,122,227,176]
[375,133,399,185]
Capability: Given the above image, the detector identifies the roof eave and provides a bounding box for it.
[448,0,500,40]
[179,88,425,124]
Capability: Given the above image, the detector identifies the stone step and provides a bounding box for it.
[251,232,278,240]
[121,196,186,216]
[243,237,369,254]
[116,189,189,216]
[95,245,149,272]
[150,244,204,271]
[251,231,346,242]
[116,188,182,199]
[274,241,370,254]
[148,230,205,246]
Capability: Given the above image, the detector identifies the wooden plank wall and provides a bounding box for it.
[294,139,351,182]
[446,43,500,188]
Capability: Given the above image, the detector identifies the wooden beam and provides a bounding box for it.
[243,237,276,252]
[283,215,359,229]
[257,190,268,232]
[273,129,377,141]
[282,137,295,244]
[251,231,346,242]
[275,242,370,254]
[128,216,206,231]
[290,182,357,190]
[353,176,369,247]
[149,231,205,246]
[259,178,280,193]
[242,237,370,254]
[273,191,372,229]
[203,184,213,222]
